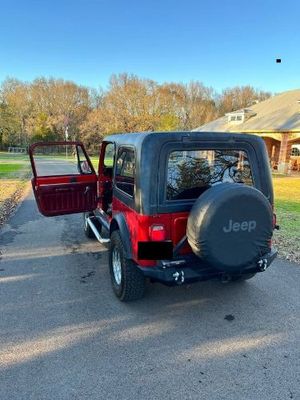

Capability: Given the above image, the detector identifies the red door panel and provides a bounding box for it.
[29,141,98,217]
[33,178,97,217]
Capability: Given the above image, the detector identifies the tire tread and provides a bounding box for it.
[110,231,145,301]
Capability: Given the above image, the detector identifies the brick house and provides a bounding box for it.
[193,89,300,174]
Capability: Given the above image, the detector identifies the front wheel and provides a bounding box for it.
[109,230,145,301]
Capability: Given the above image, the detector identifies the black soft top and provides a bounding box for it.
[105,131,266,148]
[104,131,273,215]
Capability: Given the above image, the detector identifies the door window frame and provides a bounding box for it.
[99,141,116,177]
[113,145,136,199]
[29,141,96,179]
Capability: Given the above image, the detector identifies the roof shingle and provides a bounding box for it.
[193,89,300,133]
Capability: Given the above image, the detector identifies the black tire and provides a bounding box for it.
[83,212,96,239]
[109,230,145,302]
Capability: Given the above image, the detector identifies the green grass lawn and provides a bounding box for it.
[273,176,300,262]
[0,153,31,224]
[90,157,113,170]
[0,163,24,177]
[0,151,29,162]
[0,152,30,178]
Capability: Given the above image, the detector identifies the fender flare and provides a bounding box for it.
[110,214,133,259]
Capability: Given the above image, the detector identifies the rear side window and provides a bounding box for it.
[166,149,253,200]
[115,147,135,196]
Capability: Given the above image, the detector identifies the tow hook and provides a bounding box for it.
[173,270,185,284]
[257,258,268,271]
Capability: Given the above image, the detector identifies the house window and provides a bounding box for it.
[291,147,300,156]
[228,114,244,123]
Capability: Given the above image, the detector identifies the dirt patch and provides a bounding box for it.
[0,172,31,228]
[273,232,300,264]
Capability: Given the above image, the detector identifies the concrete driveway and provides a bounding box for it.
[0,190,299,400]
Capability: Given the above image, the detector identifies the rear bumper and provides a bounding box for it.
[137,247,278,286]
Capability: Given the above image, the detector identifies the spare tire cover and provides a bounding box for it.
[187,183,273,272]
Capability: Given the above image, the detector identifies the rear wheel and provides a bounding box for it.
[109,230,145,302]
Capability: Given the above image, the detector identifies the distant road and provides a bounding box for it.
[34,157,79,176]
[0,190,299,400]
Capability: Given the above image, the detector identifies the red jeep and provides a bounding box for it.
[29,132,277,301]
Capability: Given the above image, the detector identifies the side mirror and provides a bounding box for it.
[78,160,92,174]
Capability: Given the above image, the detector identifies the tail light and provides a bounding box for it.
[149,224,166,241]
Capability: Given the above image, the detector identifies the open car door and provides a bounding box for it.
[29,142,98,217]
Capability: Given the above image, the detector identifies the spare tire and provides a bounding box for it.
[187,183,273,272]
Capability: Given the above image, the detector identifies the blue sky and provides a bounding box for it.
[0,0,299,93]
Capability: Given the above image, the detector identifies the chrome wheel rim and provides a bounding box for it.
[112,248,122,285]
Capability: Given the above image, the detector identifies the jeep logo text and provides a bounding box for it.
[223,219,256,233]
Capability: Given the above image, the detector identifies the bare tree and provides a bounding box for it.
[217,86,271,115]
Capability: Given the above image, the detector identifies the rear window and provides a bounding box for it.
[166,149,253,200]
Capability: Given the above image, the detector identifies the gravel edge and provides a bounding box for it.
[0,179,31,229]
